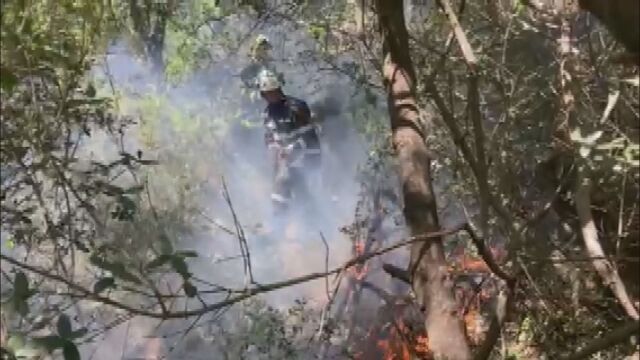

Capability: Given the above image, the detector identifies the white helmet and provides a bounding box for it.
[258,69,281,92]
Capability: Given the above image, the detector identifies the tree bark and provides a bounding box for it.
[373,1,472,359]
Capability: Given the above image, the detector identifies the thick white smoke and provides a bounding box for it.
[77,12,407,359]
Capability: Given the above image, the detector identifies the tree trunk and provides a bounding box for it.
[129,0,170,74]
[373,1,472,359]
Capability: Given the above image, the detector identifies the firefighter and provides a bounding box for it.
[239,34,284,92]
[257,69,321,215]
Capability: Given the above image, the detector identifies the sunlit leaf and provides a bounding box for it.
[15,347,42,358]
[579,146,591,158]
[570,128,583,142]
[583,131,603,145]
[7,334,26,352]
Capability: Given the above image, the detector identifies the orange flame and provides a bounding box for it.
[372,317,432,360]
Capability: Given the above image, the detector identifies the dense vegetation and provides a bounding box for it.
[1,1,638,359]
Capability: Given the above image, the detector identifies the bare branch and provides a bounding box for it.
[221,177,255,286]
[474,285,513,360]
[563,320,640,360]
[382,263,411,285]
[463,224,515,286]
[575,167,639,320]
[1,223,468,320]
[437,0,478,69]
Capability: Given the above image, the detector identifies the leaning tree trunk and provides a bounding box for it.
[373,1,472,359]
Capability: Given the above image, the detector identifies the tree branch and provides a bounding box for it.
[382,263,411,285]
[0,223,467,320]
[463,224,515,286]
[563,320,639,360]
[574,167,639,320]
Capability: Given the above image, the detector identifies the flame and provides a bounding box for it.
[144,338,163,359]
[415,335,429,353]
[349,239,369,280]
[354,240,366,254]
[371,317,432,360]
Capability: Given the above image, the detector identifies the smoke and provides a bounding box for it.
[72,13,408,359]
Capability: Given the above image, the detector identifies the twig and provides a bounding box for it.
[462,275,488,316]
[320,232,331,301]
[463,224,515,286]
[221,177,255,286]
[0,223,468,320]
[563,320,640,360]
[120,320,131,360]
[575,167,639,320]
[360,280,395,305]
[382,263,410,285]
[196,209,235,236]
[437,0,477,70]
[474,285,513,360]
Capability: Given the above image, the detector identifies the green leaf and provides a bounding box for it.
[146,254,172,270]
[7,334,26,352]
[13,271,29,298]
[0,66,19,92]
[14,347,42,358]
[93,277,115,294]
[68,328,88,340]
[110,265,141,284]
[57,314,73,338]
[63,341,80,360]
[13,296,29,317]
[183,281,198,298]
[579,146,591,158]
[174,250,198,258]
[32,335,65,352]
[159,234,174,255]
[583,131,603,145]
[170,257,190,279]
[90,255,141,284]
[123,184,145,194]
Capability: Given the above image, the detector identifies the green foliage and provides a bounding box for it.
[93,277,116,294]
[4,272,36,318]
[163,0,226,83]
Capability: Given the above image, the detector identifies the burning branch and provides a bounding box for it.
[463,224,514,286]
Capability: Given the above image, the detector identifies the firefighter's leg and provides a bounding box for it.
[268,155,294,243]
[271,163,291,215]
[290,165,320,222]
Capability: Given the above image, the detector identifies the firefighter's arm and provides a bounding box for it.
[290,100,312,125]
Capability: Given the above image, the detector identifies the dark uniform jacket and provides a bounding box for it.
[263,96,321,168]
